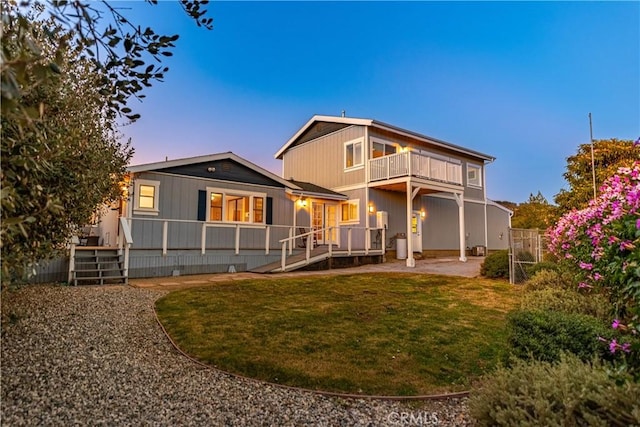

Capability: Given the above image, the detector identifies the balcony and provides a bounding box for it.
[368,151,463,186]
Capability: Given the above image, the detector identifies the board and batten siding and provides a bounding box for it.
[422,196,463,250]
[129,172,293,250]
[487,204,510,250]
[283,126,366,189]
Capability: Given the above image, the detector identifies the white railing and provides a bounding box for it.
[278,226,386,272]
[123,217,295,255]
[369,151,463,185]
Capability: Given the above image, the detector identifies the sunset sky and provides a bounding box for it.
[117,1,639,202]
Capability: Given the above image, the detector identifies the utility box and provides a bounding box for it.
[396,233,407,259]
[472,245,486,257]
[376,211,388,229]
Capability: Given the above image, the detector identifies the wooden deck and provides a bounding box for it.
[250,246,385,273]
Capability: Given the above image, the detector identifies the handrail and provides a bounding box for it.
[119,217,133,244]
[279,226,386,272]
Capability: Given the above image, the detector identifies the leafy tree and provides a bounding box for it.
[554,138,639,213]
[1,1,212,285]
[511,192,558,230]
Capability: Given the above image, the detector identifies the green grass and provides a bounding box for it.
[155,273,521,396]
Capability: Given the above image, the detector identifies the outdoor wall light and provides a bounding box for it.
[298,198,308,208]
[420,209,426,219]
[499,232,504,240]
[368,203,375,213]
[207,167,216,173]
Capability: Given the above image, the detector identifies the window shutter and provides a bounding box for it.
[266,197,273,225]
[197,190,207,221]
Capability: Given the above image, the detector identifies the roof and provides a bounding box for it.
[128,152,301,190]
[286,179,348,200]
[274,115,496,162]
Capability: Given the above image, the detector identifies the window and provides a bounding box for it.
[205,187,266,223]
[371,139,398,158]
[344,138,363,170]
[340,200,359,223]
[134,179,160,215]
[467,164,482,187]
[210,192,222,221]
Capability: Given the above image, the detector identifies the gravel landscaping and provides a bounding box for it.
[1,285,471,426]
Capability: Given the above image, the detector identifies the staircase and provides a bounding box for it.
[71,248,127,286]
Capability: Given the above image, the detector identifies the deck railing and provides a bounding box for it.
[369,151,463,185]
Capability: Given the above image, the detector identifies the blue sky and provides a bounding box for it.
[119,1,639,203]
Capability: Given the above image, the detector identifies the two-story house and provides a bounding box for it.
[275,115,511,267]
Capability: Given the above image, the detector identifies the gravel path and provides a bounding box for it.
[1,285,471,426]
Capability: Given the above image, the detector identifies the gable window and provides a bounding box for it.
[340,199,359,223]
[205,187,266,223]
[371,139,398,158]
[467,164,482,188]
[344,138,364,170]
[134,179,160,215]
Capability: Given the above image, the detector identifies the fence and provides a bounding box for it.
[509,228,546,284]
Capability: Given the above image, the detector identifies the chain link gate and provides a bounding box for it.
[509,228,545,284]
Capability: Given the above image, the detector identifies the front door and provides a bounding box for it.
[312,203,325,244]
[411,210,423,253]
[325,204,338,245]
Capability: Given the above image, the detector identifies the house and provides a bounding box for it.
[57,115,510,284]
[275,115,512,267]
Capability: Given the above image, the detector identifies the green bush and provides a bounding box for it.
[507,310,612,363]
[527,261,560,276]
[520,287,611,320]
[469,355,640,427]
[480,250,509,279]
[523,268,575,292]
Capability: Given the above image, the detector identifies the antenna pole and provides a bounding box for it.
[589,113,596,199]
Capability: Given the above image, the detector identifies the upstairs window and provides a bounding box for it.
[467,164,482,188]
[344,138,363,170]
[134,179,160,215]
[371,139,398,158]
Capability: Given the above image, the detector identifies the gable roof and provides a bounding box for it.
[286,179,348,201]
[274,115,496,162]
[129,152,301,190]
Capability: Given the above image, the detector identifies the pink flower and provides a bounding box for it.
[622,342,631,353]
[579,261,593,270]
[612,319,620,329]
[593,272,602,281]
[610,339,618,354]
[578,282,592,289]
[620,241,635,251]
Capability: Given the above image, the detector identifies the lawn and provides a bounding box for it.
[155,273,521,396]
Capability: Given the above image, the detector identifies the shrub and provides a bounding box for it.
[523,269,575,292]
[527,261,560,276]
[480,250,509,279]
[507,310,613,363]
[520,288,611,320]
[469,355,640,427]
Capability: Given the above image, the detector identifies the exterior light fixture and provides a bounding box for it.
[207,167,216,173]
[420,209,426,218]
[369,203,375,213]
[298,197,308,208]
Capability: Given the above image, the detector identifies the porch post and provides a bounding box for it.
[406,180,415,267]
[454,193,467,262]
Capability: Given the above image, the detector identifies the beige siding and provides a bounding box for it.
[487,204,510,250]
[283,126,365,188]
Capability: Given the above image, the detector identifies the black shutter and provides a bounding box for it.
[266,196,273,225]
[197,190,207,221]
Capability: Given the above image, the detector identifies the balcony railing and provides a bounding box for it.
[369,151,463,185]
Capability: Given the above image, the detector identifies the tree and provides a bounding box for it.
[554,138,639,213]
[1,1,212,285]
[510,192,558,230]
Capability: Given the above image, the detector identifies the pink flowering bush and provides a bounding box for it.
[547,159,640,376]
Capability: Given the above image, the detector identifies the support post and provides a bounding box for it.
[235,224,240,255]
[454,193,467,262]
[406,180,415,267]
[265,226,270,255]
[162,220,168,256]
[201,223,206,255]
